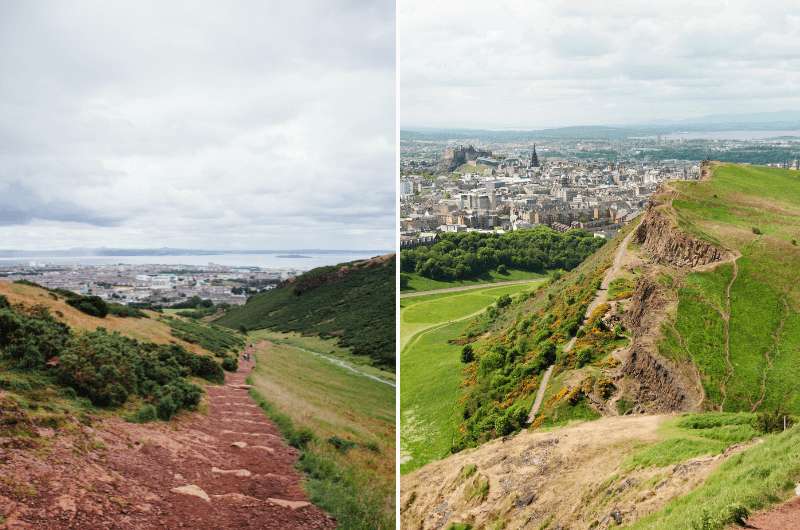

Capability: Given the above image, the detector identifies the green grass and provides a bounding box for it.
[629,424,800,530]
[659,164,800,413]
[401,269,547,293]
[625,413,758,471]
[216,257,395,369]
[246,331,394,529]
[400,282,542,474]
[162,316,245,357]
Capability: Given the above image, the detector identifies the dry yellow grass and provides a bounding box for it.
[0,281,212,356]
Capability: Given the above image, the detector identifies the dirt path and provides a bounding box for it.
[0,346,335,529]
[741,496,800,529]
[527,224,639,424]
[400,278,544,298]
[719,258,739,410]
[526,365,554,423]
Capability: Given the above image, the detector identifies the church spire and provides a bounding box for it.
[530,144,540,168]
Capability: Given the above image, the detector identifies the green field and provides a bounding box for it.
[401,269,546,293]
[659,164,800,413]
[247,330,395,529]
[400,282,544,474]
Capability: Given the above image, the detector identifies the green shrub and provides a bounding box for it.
[66,295,109,318]
[222,356,239,372]
[461,344,474,363]
[328,435,357,453]
[289,427,315,449]
[133,404,157,423]
[156,395,177,420]
[755,409,794,433]
[108,304,147,318]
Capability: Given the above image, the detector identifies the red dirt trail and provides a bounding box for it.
[0,347,335,529]
[741,497,800,529]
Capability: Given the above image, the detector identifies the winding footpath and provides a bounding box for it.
[527,225,639,424]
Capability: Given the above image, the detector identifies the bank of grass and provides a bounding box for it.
[659,164,800,413]
[624,413,758,470]
[629,423,800,530]
[401,269,546,293]
[254,330,394,383]
[162,316,245,357]
[247,333,394,529]
[400,282,542,474]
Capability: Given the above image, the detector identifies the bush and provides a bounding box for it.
[289,427,315,449]
[222,356,238,372]
[133,404,157,423]
[752,226,762,235]
[754,409,794,433]
[496,264,508,275]
[108,304,147,318]
[328,435,357,453]
[461,345,474,364]
[66,295,109,318]
[496,294,512,308]
[156,395,177,420]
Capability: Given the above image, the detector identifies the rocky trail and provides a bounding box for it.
[0,345,334,529]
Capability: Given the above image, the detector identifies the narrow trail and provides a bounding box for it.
[526,365,554,424]
[527,224,639,424]
[719,258,739,411]
[279,343,395,387]
[400,277,544,298]
[751,297,789,412]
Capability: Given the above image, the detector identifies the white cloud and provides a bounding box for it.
[0,0,395,250]
[400,0,800,128]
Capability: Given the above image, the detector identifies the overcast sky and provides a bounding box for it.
[0,0,394,250]
[401,0,800,129]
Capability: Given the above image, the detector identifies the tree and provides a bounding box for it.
[461,344,474,363]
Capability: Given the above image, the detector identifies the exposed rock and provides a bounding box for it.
[171,485,210,502]
[634,205,724,268]
[211,466,252,478]
[268,498,311,510]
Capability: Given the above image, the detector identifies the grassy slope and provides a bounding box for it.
[401,269,546,292]
[400,282,544,474]
[215,257,395,370]
[246,330,395,529]
[659,164,800,413]
[0,281,213,357]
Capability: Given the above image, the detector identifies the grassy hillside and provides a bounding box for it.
[216,255,395,370]
[400,282,545,474]
[401,164,800,529]
[658,164,800,413]
[246,330,395,529]
[0,286,227,424]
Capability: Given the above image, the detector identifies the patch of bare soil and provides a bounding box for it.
[740,496,800,529]
[0,350,335,529]
[401,415,739,530]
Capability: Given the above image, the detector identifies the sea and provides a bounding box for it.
[0,251,385,272]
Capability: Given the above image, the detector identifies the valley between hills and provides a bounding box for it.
[0,255,396,529]
[400,163,800,530]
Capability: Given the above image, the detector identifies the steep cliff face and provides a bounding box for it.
[621,278,697,412]
[634,205,724,268]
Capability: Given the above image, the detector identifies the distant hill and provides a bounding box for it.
[215,254,396,370]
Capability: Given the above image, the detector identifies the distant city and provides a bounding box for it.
[400,130,800,245]
[0,250,387,307]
